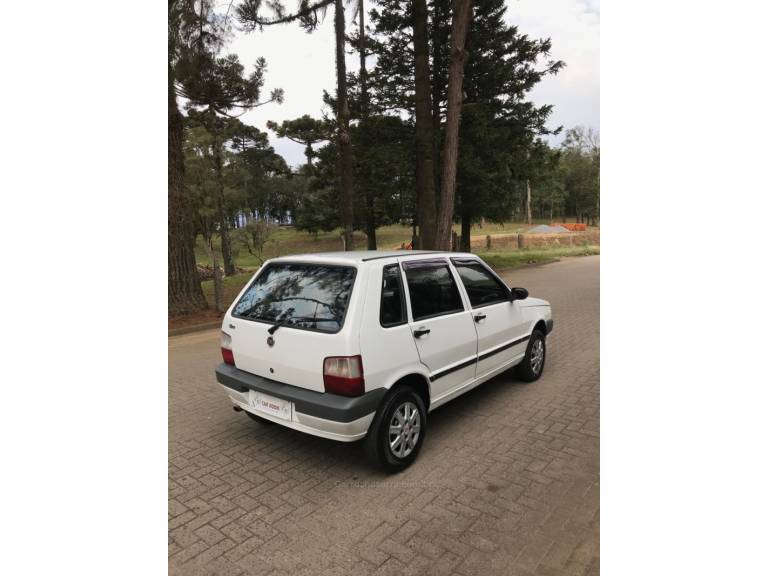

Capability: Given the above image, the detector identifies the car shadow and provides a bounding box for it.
[225,367,529,481]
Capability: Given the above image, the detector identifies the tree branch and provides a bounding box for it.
[238,0,335,29]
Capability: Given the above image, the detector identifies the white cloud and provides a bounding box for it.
[227,0,599,166]
[504,0,600,141]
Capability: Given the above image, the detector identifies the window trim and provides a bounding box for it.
[403,260,466,322]
[231,261,358,334]
[401,258,449,270]
[379,263,408,328]
[451,258,511,309]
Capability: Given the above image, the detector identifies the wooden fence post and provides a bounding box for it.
[517,234,525,249]
[486,235,492,250]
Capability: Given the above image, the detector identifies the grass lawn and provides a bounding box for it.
[479,245,600,268]
[193,219,582,269]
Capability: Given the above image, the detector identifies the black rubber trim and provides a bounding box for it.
[546,319,554,334]
[429,357,477,382]
[360,254,402,262]
[215,363,386,423]
[477,335,531,362]
[361,251,441,262]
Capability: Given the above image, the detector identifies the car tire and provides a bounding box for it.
[364,386,427,473]
[245,411,274,425]
[515,329,546,382]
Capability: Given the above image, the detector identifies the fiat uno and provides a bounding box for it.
[216,251,553,471]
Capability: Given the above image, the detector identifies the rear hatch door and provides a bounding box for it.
[225,261,358,392]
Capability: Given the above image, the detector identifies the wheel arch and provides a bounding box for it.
[386,372,432,411]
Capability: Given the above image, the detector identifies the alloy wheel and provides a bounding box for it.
[388,401,421,458]
[530,338,545,375]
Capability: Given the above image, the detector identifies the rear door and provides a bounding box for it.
[401,259,478,402]
[451,258,528,378]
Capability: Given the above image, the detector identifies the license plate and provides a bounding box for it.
[249,391,292,421]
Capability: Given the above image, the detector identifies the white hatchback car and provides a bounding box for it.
[216,251,553,471]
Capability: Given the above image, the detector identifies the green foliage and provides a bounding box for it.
[455,0,564,227]
[231,219,277,264]
[183,124,216,234]
[367,0,565,235]
[560,127,600,223]
[183,115,296,240]
[292,115,416,234]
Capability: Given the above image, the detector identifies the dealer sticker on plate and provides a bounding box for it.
[249,391,292,421]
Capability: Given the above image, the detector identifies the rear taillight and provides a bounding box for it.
[220,331,235,366]
[323,355,365,397]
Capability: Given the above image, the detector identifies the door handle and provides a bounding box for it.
[413,327,431,338]
[474,313,487,322]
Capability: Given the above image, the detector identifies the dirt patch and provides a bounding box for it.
[168,308,224,332]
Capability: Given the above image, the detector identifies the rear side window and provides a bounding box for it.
[232,263,356,333]
[403,262,464,321]
[380,264,406,327]
[453,261,509,308]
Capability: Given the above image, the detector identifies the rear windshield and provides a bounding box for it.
[232,263,357,333]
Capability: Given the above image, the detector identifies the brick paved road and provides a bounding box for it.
[169,255,599,576]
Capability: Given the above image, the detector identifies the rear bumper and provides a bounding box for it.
[215,363,385,442]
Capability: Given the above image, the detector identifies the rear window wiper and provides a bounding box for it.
[267,316,338,334]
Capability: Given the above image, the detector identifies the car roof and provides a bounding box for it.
[268,250,479,265]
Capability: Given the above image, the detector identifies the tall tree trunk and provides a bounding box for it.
[365,197,377,250]
[335,0,355,251]
[413,0,438,249]
[359,0,368,118]
[526,179,532,225]
[168,65,207,316]
[431,0,446,201]
[460,207,471,252]
[203,233,222,312]
[211,119,236,276]
[435,0,473,250]
[359,0,376,250]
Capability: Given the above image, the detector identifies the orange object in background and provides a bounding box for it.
[554,222,587,231]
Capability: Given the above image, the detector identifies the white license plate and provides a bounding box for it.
[249,391,292,421]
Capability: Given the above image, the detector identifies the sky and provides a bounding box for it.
[228,0,600,167]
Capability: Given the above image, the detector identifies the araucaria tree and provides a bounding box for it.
[266,115,330,169]
[177,41,283,275]
[238,0,357,250]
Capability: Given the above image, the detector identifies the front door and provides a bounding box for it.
[451,258,529,379]
[401,259,478,403]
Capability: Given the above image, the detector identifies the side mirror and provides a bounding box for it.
[509,287,529,302]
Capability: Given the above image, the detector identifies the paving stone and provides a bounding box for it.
[169,256,600,575]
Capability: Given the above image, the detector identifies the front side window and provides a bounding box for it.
[403,262,464,321]
[232,263,356,333]
[380,264,406,327]
[453,260,509,308]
